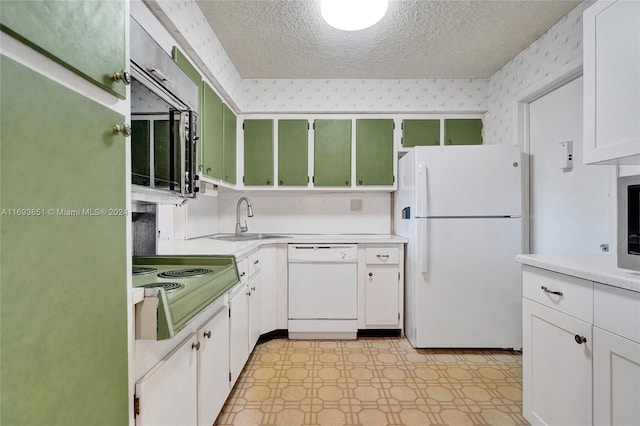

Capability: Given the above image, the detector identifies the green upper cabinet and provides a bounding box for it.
[314,119,352,187]
[356,119,394,186]
[222,104,237,184]
[171,47,202,87]
[201,81,223,180]
[0,0,127,99]
[278,120,309,186]
[243,119,274,186]
[1,55,128,426]
[402,119,440,147]
[444,118,483,145]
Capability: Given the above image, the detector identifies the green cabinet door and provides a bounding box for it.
[1,56,128,425]
[201,81,223,179]
[0,0,127,99]
[356,119,394,186]
[243,120,274,186]
[444,119,483,145]
[314,119,352,187]
[402,119,440,147]
[278,120,309,186]
[222,104,237,184]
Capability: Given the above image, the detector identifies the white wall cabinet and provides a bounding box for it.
[196,306,230,426]
[135,334,198,426]
[583,0,640,164]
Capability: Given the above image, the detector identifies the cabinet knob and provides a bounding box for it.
[345,180,350,186]
[113,123,132,137]
[574,335,587,345]
[246,291,251,296]
[240,272,246,277]
[368,272,373,277]
[358,179,363,185]
[204,331,212,339]
[279,179,284,185]
[251,286,256,291]
[111,70,131,85]
[206,167,211,173]
[192,342,201,351]
[266,178,272,185]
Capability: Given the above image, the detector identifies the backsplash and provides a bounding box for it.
[218,192,391,235]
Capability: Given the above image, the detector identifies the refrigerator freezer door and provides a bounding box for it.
[413,145,522,217]
[406,217,523,348]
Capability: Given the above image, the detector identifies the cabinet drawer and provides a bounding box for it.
[594,283,640,343]
[248,251,261,277]
[523,266,593,322]
[237,259,249,284]
[365,247,399,264]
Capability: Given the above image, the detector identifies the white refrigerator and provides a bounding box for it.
[394,145,523,348]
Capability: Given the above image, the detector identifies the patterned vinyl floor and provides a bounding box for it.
[215,338,527,426]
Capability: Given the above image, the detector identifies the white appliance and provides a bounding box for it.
[288,244,358,339]
[394,145,523,348]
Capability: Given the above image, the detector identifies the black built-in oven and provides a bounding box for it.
[618,175,640,271]
[130,18,198,200]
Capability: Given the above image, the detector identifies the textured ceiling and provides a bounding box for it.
[195,0,581,79]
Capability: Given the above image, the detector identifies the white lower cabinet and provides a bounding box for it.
[593,327,640,426]
[229,284,250,387]
[522,299,592,426]
[522,265,640,426]
[196,306,230,426]
[248,272,262,351]
[359,245,404,330]
[135,334,198,426]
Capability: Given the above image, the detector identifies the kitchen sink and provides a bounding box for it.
[208,233,291,242]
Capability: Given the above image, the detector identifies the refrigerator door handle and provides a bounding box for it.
[416,161,428,217]
[418,219,428,273]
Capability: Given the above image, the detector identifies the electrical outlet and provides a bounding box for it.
[350,199,363,212]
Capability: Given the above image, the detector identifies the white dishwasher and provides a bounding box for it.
[288,244,358,339]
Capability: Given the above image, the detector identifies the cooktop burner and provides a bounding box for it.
[133,267,158,276]
[141,282,184,293]
[157,268,214,279]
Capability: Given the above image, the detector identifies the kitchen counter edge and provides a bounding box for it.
[516,254,640,293]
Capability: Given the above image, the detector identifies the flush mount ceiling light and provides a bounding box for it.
[321,0,389,31]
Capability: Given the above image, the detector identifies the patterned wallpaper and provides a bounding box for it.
[145,0,243,108]
[241,78,487,113]
[485,1,590,145]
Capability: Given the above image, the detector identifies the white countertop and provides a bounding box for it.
[158,234,407,260]
[516,254,640,293]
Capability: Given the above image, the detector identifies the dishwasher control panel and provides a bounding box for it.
[288,244,358,263]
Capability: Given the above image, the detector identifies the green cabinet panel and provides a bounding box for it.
[243,120,274,186]
[444,119,483,145]
[314,119,352,187]
[223,104,237,184]
[0,0,127,99]
[402,119,440,147]
[278,120,309,186]
[131,120,151,186]
[171,47,202,86]
[201,81,223,179]
[356,119,394,186]
[1,56,128,425]
[154,120,181,188]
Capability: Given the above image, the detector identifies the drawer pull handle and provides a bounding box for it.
[376,254,390,260]
[254,260,260,265]
[203,331,212,339]
[541,286,563,296]
[574,335,587,345]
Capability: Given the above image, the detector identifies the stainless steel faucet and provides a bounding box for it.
[235,197,254,235]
